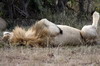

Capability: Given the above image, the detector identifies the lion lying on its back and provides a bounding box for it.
[2,11,100,47]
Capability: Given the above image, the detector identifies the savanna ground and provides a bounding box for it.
[0,32,100,66]
[1,44,100,66]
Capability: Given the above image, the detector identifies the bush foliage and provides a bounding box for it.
[0,0,99,28]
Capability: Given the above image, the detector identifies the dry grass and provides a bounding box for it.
[0,45,100,66]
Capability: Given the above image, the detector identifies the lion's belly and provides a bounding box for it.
[52,25,83,45]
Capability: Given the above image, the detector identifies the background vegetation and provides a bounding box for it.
[0,0,100,29]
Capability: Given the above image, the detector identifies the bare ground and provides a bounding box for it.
[0,45,100,66]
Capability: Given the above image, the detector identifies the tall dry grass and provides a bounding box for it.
[0,45,100,66]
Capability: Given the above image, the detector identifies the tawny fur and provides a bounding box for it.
[24,25,53,47]
[29,19,84,46]
[81,11,100,43]
[9,27,26,45]
[34,19,62,37]
[2,32,11,42]
[2,19,84,46]
[51,25,84,46]
[2,24,53,47]
[33,19,84,45]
